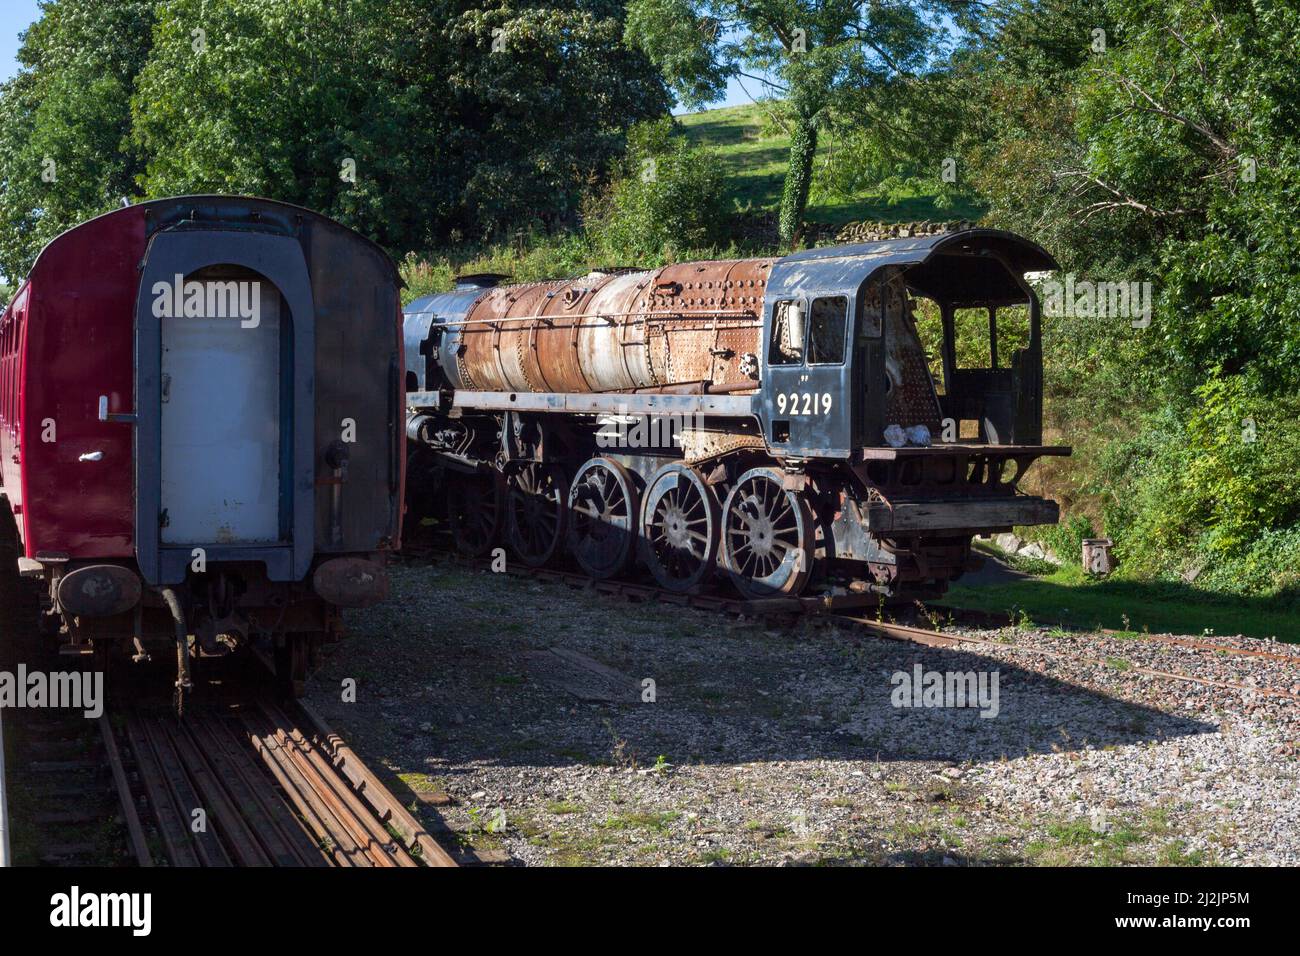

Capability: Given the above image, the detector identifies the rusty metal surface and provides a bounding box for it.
[311,557,391,608]
[294,699,459,867]
[678,427,766,464]
[119,701,454,867]
[97,716,153,867]
[456,259,772,394]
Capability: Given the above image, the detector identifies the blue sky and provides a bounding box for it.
[1,0,753,110]
[1,0,41,82]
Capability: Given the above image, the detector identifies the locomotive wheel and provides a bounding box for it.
[639,462,719,593]
[506,463,569,568]
[446,471,503,558]
[721,467,815,598]
[567,457,639,579]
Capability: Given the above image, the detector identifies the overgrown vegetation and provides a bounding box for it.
[625,0,968,244]
[588,118,730,260]
[925,0,1300,603]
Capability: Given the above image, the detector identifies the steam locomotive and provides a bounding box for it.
[403,228,1070,600]
[0,197,405,700]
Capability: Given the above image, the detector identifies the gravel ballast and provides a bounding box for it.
[305,562,1299,866]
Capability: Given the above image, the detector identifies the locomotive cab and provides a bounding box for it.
[756,230,1070,597]
[759,230,1057,456]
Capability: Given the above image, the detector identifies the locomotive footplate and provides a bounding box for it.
[865,495,1060,534]
[858,444,1073,459]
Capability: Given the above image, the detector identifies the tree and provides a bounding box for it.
[595,118,729,259]
[132,0,669,250]
[625,0,958,246]
[441,0,672,237]
[0,0,669,274]
[920,0,1300,585]
[0,0,155,280]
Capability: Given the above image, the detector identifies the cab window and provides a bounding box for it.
[806,296,848,364]
[768,299,804,365]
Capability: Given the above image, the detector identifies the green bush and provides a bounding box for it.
[594,118,729,261]
[1035,514,1095,567]
[1085,374,1300,595]
[1195,526,1300,601]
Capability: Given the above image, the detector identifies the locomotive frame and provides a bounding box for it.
[404,228,1070,600]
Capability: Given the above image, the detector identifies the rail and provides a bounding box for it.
[120,700,459,868]
[423,549,1300,705]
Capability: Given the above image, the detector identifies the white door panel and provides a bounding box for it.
[160,288,281,544]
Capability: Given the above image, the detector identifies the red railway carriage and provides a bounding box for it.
[0,196,405,699]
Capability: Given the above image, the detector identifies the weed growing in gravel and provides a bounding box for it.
[603,718,633,768]
[1025,814,1149,865]
[601,810,680,832]
[1157,841,1208,865]
[915,601,944,631]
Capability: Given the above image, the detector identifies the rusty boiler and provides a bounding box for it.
[427,260,775,395]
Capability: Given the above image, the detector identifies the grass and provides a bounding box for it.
[600,810,681,832]
[1022,808,1212,866]
[677,102,982,226]
[946,562,1299,642]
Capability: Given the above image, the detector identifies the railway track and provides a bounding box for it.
[0,709,141,866]
[412,544,883,617]
[421,545,1300,706]
[836,614,1300,705]
[922,603,1300,667]
[2,697,460,867]
[0,664,459,867]
[117,698,459,868]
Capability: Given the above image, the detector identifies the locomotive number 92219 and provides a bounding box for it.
[776,392,833,416]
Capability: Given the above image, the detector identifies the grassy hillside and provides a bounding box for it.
[676,102,981,227]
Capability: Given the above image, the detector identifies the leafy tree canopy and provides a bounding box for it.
[0,0,669,280]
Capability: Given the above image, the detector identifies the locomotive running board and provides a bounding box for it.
[866,496,1060,533]
[859,444,1072,459]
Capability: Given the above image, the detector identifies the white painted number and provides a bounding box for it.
[776,391,833,417]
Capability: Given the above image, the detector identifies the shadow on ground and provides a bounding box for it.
[308,564,1218,783]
